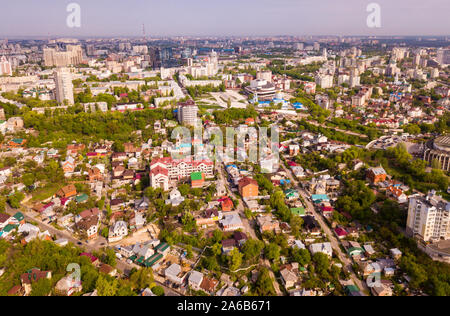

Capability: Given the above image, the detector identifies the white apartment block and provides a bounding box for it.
[54,68,74,105]
[315,74,333,89]
[406,191,450,242]
[177,100,198,126]
[44,45,82,67]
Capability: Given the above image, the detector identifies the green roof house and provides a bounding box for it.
[291,207,306,217]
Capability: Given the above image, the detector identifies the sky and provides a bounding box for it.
[1,0,449,38]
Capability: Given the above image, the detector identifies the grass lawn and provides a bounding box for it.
[31,182,61,202]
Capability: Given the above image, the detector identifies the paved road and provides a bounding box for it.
[280,161,370,294]
[217,163,282,296]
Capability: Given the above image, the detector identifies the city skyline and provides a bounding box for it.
[1,0,449,38]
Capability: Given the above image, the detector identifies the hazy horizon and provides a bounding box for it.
[1,0,449,38]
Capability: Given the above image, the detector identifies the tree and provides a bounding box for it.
[96,275,118,296]
[292,248,311,267]
[129,267,154,290]
[241,239,264,262]
[181,211,196,232]
[201,256,219,271]
[30,278,52,296]
[185,245,193,259]
[0,196,6,213]
[212,229,223,243]
[313,252,330,278]
[103,248,117,267]
[151,285,165,296]
[228,248,243,271]
[264,243,280,261]
[290,215,304,237]
[254,267,275,296]
[21,173,35,188]
[8,192,25,209]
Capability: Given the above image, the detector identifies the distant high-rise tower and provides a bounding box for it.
[437,48,450,66]
[54,68,74,106]
[0,56,12,76]
[44,45,82,67]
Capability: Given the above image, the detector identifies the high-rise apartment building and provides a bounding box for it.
[0,56,12,76]
[43,45,83,67]
[315,74,333,89]
[54,68,74,105]
[406,191,450,242]
[177,100,198,126]
[437,48,450,66]
[349,68,360,88]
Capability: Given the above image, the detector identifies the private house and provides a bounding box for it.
[20,269,52,296]
[132,242,155,260]
[196,209,221,227]
[256,215,280,234]
[10,212,25,225]
[370,280,393,296]
[188,270,204,291]
[220,197,233,212]
[165,188,185,206]
[57,184,77,199]
[285,189,299,201]
[67,144,85,156]
[76,209,100,239]
[200,277,219,295]
[77,216,99,239]
[363,244,376,257]
[80,253,99,266]
[62,157,76,174]
[135,196,150,211]
[111,152,127,162]
[387,186,408,203]
[233,231,248,246]
[108,220,128,242]
[8,138,27,148]
[220,212,244,232]
[99,263,117,277]
[113,165,125,178]
[390,248,402,260]
[164,263,186,285]
[309,242,333,257]
[303,216,320,235]
[320,206,334,218]
[291,207,306,217]
[0,213,10,230]
[88,167,103,182]
[110,199,124,211]
[367,166,387,184]
[75,208,100,223]
[238,177,259,199]
[280,267,298,289]
[222,239,237,253]
[191,172,205,188]
[311,194,330,204]
[334,227,348,239]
